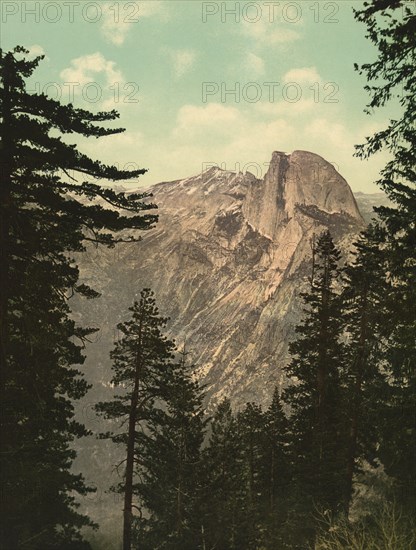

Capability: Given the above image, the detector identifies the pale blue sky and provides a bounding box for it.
[2,0,399,192]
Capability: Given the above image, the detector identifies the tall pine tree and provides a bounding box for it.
[342,226,390,509]
[353,0,416,515]
[96,289,178,550]
[201,399,243,550]
[0,47,157,548]
[133,346,206,550]
[260,387,291,549]
[282,231,348,544]
[236,402,265,549]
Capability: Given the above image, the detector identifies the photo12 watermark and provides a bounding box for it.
[27,80,140,104]
[202,81,339,104]
[202,2,340,24]
[1,1,141,24]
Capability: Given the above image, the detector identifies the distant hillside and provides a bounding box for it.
[354,191,391,224]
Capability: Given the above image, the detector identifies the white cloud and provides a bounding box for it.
[166,102,295,179]
[138,1,166,18]
[173,103,242,138]
[27,44,46,58]
[60,53,124,88]
[100,1,166,46]
[220,118,295,162]
[283,67,322,85]
[242,18,300,45]
[101,3,133,46]
[246,52,265,77]
[255,98,317,117]
[304,118,350,150]
[81,130,144,157]
[170,49,197,78]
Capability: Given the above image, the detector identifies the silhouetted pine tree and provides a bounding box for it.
[133,346,206,550]
[95,290,174,550]
[260,387,291,548]
[282,230,348,544]
[236,402,265,549]
[354,0,416,515]
[201,399,243,550]
[342,226,390,509]
[0,47,157,548]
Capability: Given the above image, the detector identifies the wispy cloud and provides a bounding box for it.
[26,44,49,61]
[173,103,242,138]
[60,52,124,87]
[241,18,301,45]
[246,52,265,77]
[170,49,197,78]
[100,1,166,46]
[283,67,322,85]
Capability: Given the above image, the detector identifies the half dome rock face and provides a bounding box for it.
[243,151,362,240]
[76,150,364,410]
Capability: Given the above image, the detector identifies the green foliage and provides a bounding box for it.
[315,501,416,550]
[133,347,206,550]
[259,388,292,548]
[97,291,206,550]
[236,402,265,549]
[200,393,291,550]
[96,289,176,549]
[200,399,242,550]
[341,226,391,503]
[353,0,416,515]
[283,231,348,520]
[0,46,157,548]
[96,289,175,433]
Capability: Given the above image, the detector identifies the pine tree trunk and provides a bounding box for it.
[123,321,143,550]
[346,290,368,512]
[201,524,206,550]
[317,278,329,472]
[176,428,184,537]
[123,381,139,550]
[270,447,275,512]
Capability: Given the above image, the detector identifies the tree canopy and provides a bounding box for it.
[0,46,157,548]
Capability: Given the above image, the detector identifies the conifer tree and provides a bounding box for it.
[201,399,243,550]
[282,231,348,543]
[260,387,291,548]
[342,226,390,508]
[202,395,291,549]
[354,0,416,514]
[236,402,265,549]
[95,289,178,550]
[133,346,206,550]
[0,47,157,548]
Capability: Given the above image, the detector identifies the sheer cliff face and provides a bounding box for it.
[77,151,364,410]
[244,150,361,231]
